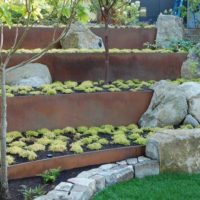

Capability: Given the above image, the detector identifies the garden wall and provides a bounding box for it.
[3,26,156,49]
[3,91,152,132]
[7,52,187,82]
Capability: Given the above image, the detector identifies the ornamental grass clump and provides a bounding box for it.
[70,142,84,154]
[48,140,67,152]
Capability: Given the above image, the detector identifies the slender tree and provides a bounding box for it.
[97,0,117,83]
[0,0,82,199]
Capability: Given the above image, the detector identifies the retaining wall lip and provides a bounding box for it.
[7,145,145,180]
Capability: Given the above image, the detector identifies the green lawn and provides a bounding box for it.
[92,173,200,200]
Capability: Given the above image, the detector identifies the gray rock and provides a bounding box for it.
[116,160,127,165]
[138,156,151,163]
[181,43,200,79]
[146,129,200,173]
[68,184,92,200]
[183,114,200,127]
[139,80,188,127]
[99,163,117,171]
[46,190,69,200]
[67,178,96,195]
[188,96,200,123]
[6,63,52,87]
[156,14,184,48]
[55,182,73,192]
[90,174,106,192]
[60,22,104,50]
[126,158,138,166]
[77,168,102,178]
[178,82,200,100]
[135,160,160,179]
[98,165,134,186]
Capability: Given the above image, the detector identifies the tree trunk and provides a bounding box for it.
[0,64,9,200]
[104,10,110,83]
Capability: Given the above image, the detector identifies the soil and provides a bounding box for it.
[9,165,99,200]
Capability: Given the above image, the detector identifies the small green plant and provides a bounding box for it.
[40,168,61,183]
[48,140,67,152]
[70,142,84,154]
[19,185,45,200]
[112,134,130,146]
[87,142,102,150]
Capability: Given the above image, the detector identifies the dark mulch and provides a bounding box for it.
[9,165,99,200]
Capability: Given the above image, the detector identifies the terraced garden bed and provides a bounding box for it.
[6,50,187,82]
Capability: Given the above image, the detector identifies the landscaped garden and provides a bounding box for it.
[0,0,200,200]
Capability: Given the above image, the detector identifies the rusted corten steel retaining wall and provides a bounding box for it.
[8,146,145,180]
[3,91,153,132]
[3,26,156,49]
[7,52,187,82]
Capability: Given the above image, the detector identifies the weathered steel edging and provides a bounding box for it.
[8,145,145,180]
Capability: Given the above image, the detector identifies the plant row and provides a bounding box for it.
[4,124,196,166]
[3,78,200,97]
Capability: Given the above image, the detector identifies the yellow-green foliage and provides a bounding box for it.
[87,143,102,150]
[77,126,88,133]
[45,88,57,95]
[100,125,114,134]
[64,81,78,88]
[112,134,130,146]
[7,146,23,155]
[84,129,98,135]
[118,126,128,132]
[80,137,93,145]
[9,141,26,148]
[48,140,67,152]
[128,133,140,140]
[135,137,147,145]
[37,137,52,145]
[70,142,84,154]
[98,138,109,145]
[6,155,15,165]
[26,130,39,137]
[63,127,76,134]
[180,124,194,129]
[26,143,46,152]
[127,124,139,130]
[56,135,69,141]
[7,131,22,143]
[19,150,37,161]
[53,129,64,135]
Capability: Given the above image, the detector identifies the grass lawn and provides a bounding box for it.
[92,173,200,200]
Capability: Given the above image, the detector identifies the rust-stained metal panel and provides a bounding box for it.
[7,53,187,82]
[3,26,156,49]
[8,146,145,180]
[3,91,152,132]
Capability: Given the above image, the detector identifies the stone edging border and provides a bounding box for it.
[35,156,159,200]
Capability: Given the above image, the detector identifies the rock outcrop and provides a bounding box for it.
[139,81,188,127]
[146,129,200,173]
[6,63,52,87]
[60,22,105,49]
[156,14,184,48]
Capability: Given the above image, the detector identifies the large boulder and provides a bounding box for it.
[139,81,188,127]
[146,129,200,173]
[6,63,52,87]
[181,43,200,79]
[60,22,105,49]
[156,14,184,48]
[178,82,200,100]
[188,96,200,123]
